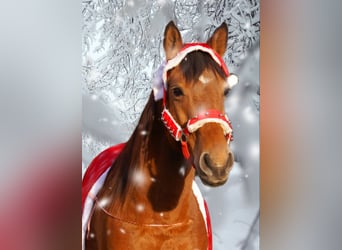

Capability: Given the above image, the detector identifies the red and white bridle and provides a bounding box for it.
[160,43,237,159]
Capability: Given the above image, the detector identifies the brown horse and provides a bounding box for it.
[84,21,235,250]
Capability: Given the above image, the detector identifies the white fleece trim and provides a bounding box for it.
[187,118,232,135]
[226,74,239,88]
[192,181,208,231]
[82,168,111,250]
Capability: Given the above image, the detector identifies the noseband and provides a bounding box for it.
[160,43,235,160]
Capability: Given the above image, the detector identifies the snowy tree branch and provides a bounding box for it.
[239,209,260,250]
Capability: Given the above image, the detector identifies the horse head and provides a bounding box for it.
[162,21,236,187]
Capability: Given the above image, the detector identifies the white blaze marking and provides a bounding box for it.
[198,74,212,84]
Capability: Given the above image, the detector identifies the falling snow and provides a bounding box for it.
[98,197,110,208]
[140,130,148,136]
[136,204,145,213]
[243,106,257,124]
[179,166,186,176]
[132,169,147,187]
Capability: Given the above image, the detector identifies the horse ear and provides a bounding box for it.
[163,21,183,60]
[207,23,228,56]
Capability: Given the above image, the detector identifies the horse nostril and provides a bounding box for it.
[203,153,211,168]
[199,153,213,177]
[227,151,234,168]
[203,152,228,169]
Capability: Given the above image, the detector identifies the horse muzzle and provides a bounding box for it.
[198,151,234,186]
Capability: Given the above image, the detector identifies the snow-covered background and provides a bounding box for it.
[82,0,259,249]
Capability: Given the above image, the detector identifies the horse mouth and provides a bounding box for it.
[200,175,228,187]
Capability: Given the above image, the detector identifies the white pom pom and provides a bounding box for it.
[227,74,239,88]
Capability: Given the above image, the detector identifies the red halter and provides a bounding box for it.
[161,43,234,160]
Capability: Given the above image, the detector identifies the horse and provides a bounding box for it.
[83,21,238,250]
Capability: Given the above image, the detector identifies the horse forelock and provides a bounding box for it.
[178,51,226,84]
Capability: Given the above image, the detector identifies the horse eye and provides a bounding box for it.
[172,87,184,97]
[224,88,230,97]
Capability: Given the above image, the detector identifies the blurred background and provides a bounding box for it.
[82,1,260,249]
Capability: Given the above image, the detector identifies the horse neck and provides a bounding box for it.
[145,112,196,213]
[113,96,196,223]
